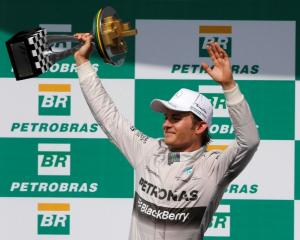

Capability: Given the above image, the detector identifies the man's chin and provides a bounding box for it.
[164,137,174,147]
[164,142,180,152]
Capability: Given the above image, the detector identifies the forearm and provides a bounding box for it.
[214,85,260,184]
[77,61,118,138]
[223,84,244,106]
[224,84,260,149]
[75,56,89,67]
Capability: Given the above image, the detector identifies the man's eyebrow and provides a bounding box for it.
[164,112,189,117]
[172,113,183,117]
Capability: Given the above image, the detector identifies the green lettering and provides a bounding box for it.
[11,123,21,131]
[240,65,249,74]
[231,65,240,74]
[239,184,248,193]
[20,123,29,132]
[251,65,259,74]
[171,64,181,73]
[79,123,88,132]
[214,216,227,228]
[181,64,190,73]
[250,184,258,193]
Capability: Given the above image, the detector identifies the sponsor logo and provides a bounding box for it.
[170,25,260,75]
[199,25,232,57]
[10,181,98,193]
[37,203,70,235]
[9,142,99,194]
[139,177,198,201]
[134,192,206,226]
[171,64,259,75]
[199,86,232,137]
[9,82,99,134]
[130,125,149,143]
[199,85,228,117]
[168,152,180,165]
[38,84,71,116]
[10,122,99,133]
[199,85,259,137]
[184,166,193,175]
[206,205,230,237]
[38,143,70,176]
[137,197,190,222]
[225,184,258,194]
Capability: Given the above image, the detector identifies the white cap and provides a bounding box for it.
[151,88,213,126]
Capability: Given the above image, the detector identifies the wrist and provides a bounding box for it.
[223,83,244,105]
[77,61,95,80]
[221,80,236,90]
[75,56,89,67]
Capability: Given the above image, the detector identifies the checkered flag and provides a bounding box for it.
[27,28,53,73]
[6,27,54,80]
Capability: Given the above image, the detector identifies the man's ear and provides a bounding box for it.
[195,122,208,135]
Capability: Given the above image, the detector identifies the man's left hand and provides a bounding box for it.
[201,42,236,90]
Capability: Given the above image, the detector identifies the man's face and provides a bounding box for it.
[162,109,207,152]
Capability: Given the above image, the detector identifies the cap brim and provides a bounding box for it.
[150,99,190,113]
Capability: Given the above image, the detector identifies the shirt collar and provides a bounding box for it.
[167,146,206,165]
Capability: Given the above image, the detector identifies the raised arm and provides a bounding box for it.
[74,33,156,168]
[202,43,260,184]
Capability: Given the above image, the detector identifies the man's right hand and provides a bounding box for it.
[74,33,93,66]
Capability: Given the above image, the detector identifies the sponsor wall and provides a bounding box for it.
[0,0,299,239]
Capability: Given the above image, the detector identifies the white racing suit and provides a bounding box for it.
[77,62,260,240]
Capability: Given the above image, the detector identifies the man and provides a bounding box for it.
[74,33,260,240]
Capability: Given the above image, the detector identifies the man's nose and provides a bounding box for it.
[163,118,172,129]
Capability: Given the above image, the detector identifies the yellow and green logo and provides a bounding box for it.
[37,203,70,235]
[38,84,71,116]
[199,25,232,57]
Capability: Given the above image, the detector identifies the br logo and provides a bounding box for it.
[38,143,71,176]
[37,203,70,235]
[199,25,232,57]
[199,85,234,136]
[206,205,231,237]
[198,85,229,118]
[38,84,71,116]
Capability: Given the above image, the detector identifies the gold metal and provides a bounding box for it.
[101,16,137,55]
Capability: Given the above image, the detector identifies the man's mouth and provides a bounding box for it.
[164,131,175,135]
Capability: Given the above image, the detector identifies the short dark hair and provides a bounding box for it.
[191,114,211,147]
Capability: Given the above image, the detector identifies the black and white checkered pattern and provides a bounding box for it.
[27,29,52,73]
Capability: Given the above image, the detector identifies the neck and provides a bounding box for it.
[168,142,202,152]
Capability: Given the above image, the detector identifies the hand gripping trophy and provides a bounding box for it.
[6,6,137,80]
